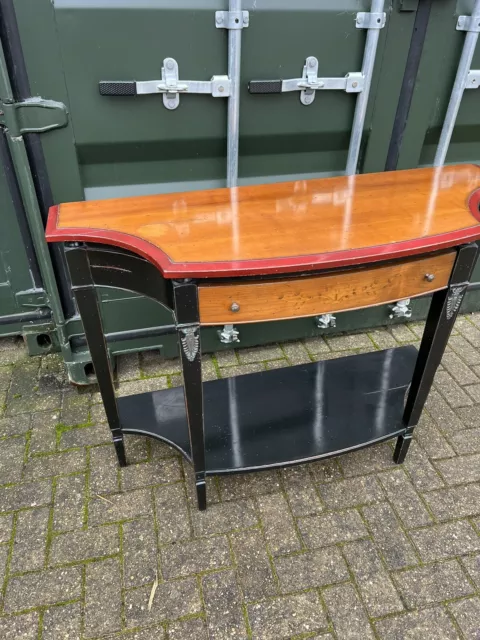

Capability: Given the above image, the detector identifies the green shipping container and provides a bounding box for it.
[2,0,480,383]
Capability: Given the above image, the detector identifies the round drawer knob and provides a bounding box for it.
[424,273,435,282]
[230,302,240,313]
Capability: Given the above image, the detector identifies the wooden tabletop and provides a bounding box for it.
[46,165,480,278]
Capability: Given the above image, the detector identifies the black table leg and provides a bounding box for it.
[394,243,479,464]
[65,243,127,467]
[173,280,206,510]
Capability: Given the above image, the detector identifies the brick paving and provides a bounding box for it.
[0,317,479,639]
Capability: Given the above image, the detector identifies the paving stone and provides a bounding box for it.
[116,352,141,381]
[281,464,323,516]
[411,520,480,562]
[161,535,231,579]
[192,498,258,537]
[202,569,247,639]
[52,473,86,532]
[375,607,461,640]
[125,578,201,627]
[0,544,9,589]
[248,591,327,640]
[425,389,465,434]
[368,328,398,349]
[265,358,289,370]
[183,462,221,507]
[0,364,12,390]
[0,513,13,543]
[42,602,82,640]
[0,436,25,483]
[237,344,284,363]
[455,405,480,429]
[441,351,480,385]
[89,444,120,494]
[281,340,312,364]
[309,458,343,483]
[155,483,191,544]
[218,470,281,501]
[0,414,31,437]
[167,618,207,640]
[303,336,331,354]
[220,363,265,378]
[390,323,419,343]
[123,517,158,588]
[0,479,52,512]
[275,546,349,591]
[60,391,90,426]
[118,377,169,399]
[121,457,181,491]
[214,349,238,367]
[84,558,122,637]
[455,317,480,348]
[449,334,480,365]
[90,402,107,423]
[402,441,444,491]
[24,449,86,479]
[318,475,383,508]
[340,442,396,476]
[435,453,480,485]
[38,355,68,393]
[362,502,418,570]
[60,423,111,449]
[9,362,40,396]
[141,350,180,376]
[414,413,455,459]
[434,370,473,407]
[10,506,50,573]
[6,391,61,416]
[326,332,374,351]
[125,435,150,464]
[298,509,368,548]
[393,560,474,608]
[89,488,152,525]
[4,566,82,611]
[0,612,39,639]
[231,528,277,601]
[448,597,480,640]
[121,627,167,640]
[29,411,58,454]
[378,468,432,528]
[323,583,375,640]
[464,383,480,403]
[50,524,119,564]
[257,493,301,554]
[342,539,404,617]
[424,483,480,520]
[449,426,480,454]
[462,553,480,588]
[0,337,29,365]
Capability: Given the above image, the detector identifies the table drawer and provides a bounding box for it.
[198,251,456,325]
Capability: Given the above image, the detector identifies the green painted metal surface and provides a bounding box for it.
[2,0,480,382]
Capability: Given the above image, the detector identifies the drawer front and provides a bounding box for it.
[198,251,456,325]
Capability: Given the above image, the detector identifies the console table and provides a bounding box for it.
[46,165,480,510]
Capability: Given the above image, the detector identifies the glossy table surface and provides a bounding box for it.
[46,165,480,278]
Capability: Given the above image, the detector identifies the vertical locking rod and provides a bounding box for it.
[434,0,480,166]
[346,0,386,175]
[227,0,242,187]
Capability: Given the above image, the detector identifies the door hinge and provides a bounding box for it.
[0,98,68,136]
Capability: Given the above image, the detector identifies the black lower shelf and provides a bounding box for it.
[118,346,417,474]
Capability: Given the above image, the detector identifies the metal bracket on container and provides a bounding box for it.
[457,15,480,32]
[215,10,249,29]
[248,57,364,106]
[389,299,412,320]
[355,12,386,29]
[315,314,336,329]
[0,98,68,136]
[466,70,480,88]
[218,324,240,344]
[99,58,230,110]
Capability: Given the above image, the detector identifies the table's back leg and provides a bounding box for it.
[173,280,206,510]
[394,242,479,464]
[65,243,127,467]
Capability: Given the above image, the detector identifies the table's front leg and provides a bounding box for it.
[395,242,479,463]
[173,280,207,510]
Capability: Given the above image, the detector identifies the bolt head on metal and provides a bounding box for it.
[424,273,435,282]
[230,302,240,313]
[352,81,358,88]
[166,59,174,70]
[218,86,224,93]
[308,58,316,68]
[216,14,223,24]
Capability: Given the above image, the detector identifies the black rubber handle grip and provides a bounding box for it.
[248,80,283,94]
[99,81,137,96]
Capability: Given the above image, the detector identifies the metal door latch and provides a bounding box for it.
[457,15,480,32]
[0,97,68,136]
[99,58,231,110]
[218,324,240,344]
[249,57,364,106]
[389,299,412,319]
[466,70,480,88]
[215,10,249,29]
[315,314,337,329]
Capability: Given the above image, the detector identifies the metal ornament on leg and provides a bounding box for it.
[180,326,200,361]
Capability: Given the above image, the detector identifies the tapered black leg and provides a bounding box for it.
[65,244,127,467]
[394,243,479,463]
[173,280,206,510]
